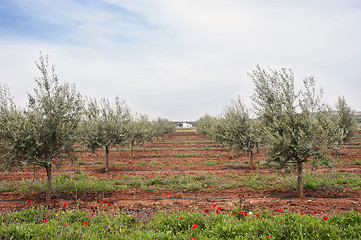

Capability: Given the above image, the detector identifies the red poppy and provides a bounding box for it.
[90,213,94,217]
[216,210,220,214]
[151,212,154,215]
[217,206,222,210]
[313,211,318,214]
[64,223,68,226]
[277,208,282,212]
[107,203,111,206]
[102,200,107,204]
[244,213,247,216]
[204,209,209,213]
[323,216,328,221]
[63,203,68,207]
[84,221,88,225]
[156,228,159,230]
[191,223,198,229]
[43,219,48,223]
[232,213,235,216]
[0,208,2,210]
[179,217,183,220]
[300,212,304,215]
[267,236,271,238]
[256,214,260,217]
[239,204,242,207]
[27,200,31,204]
[238,210,243,214]
[213,204,217,208]
[190,238,197,240]
[166,192,170,196]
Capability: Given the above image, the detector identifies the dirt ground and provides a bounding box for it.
[1,131,360,216]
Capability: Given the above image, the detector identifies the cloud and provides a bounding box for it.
[0,0,360,121]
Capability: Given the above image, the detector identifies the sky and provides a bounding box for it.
[0,0,360,121]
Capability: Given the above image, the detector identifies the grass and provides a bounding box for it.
[3,171,361,194]
[203,160,220,166]
[225,173,280,190]
[145,148,167,151]
[77,160,92,166]
[222,162,249,169]
[171,153,201,157]
[138,160,160,167]
[0,208,360,239]
[140,153,167,157]
[111,162,125,168]
[120,174,240,191]
[303,172,361,191]
[174,161,196,168]
[0,181,13,192]
[16,172,119,194]
[175,128,196,133]
[225,171,361,191]
[343,143,361,149]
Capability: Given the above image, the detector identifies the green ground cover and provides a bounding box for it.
[1,171,360,194]
[0,207,360,239]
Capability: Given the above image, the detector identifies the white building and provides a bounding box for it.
[182,122,193,128]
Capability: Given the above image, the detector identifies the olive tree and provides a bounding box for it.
[153,118,176,141]
[250,65,343,197]
[136,115,155,152]
[79,97,130,171]
[126,114,150,158]
[143,120,156,150]
[196,114,218,138]
[196,99,260,167]
[221,97,260,168]
[0,55,83,200]
[212,117,229,147]
[196,115,230,150]
[0,84,20,170]
[336,96,357,142]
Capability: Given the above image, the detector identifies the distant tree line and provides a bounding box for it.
[196,65,357,197]
[0,54,175,200]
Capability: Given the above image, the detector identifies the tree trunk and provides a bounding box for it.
[105,145,109,172]
[230,149,234,159]
[130,142,134,158]
[45,163,52,201]
[297,161,303,197]
[33,164,36,183]
[249,150,254,169]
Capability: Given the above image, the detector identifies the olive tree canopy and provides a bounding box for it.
[221,97,260,168]
[250,65,343,197]
[1,54,83,200]
[79,97,130,171]
[336,96,357,142]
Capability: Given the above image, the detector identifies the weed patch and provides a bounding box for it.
[0,208,360,239]
[171,153,200,157]
[203,160,220,166]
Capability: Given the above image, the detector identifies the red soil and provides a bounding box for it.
[1,131,360,216]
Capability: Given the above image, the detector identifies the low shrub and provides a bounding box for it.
[0,208,360,239]
[0,181,13,192]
